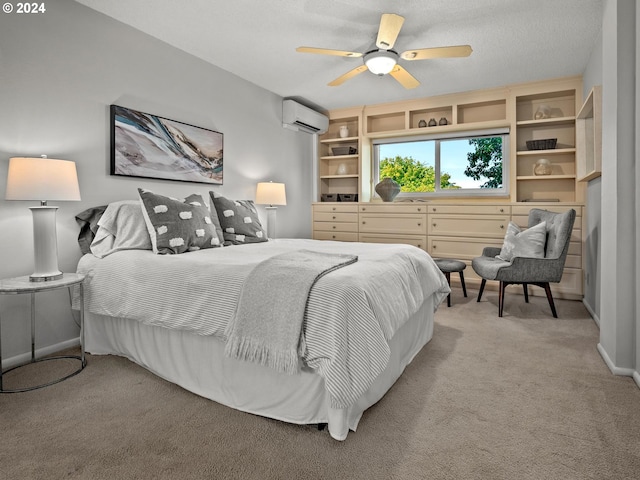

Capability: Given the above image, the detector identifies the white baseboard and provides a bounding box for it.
[582,299,600,327]
[1,337,80,370]
[597,343,636,377]
[633,371,640,389]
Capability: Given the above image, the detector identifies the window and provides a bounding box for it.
[373,129,509,197]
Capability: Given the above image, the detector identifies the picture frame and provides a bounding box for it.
[110,105,223,185]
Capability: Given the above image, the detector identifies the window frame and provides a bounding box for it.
[372,128,510,199]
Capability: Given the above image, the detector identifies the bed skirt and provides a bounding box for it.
[84,296,436,441]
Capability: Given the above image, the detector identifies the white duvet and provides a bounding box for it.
[76,238,449,408]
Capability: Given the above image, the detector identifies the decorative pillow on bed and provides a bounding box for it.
[138,188,221,254]
[90,200,153,258]
[497,221,547,262]
[209,192,267,245]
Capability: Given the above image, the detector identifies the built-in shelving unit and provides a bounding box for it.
[318,108,362,202]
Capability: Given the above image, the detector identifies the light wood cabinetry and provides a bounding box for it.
[358,204,427,250]
[576,85,602,182]
[312,203,358,242]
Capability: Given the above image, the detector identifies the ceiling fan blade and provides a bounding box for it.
[296,46,363,58]
[389,65,420,89]
[376,13,405,50]
[328,65,368,86]
[401,45,473,61]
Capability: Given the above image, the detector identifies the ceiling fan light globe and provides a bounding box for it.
[364,50,398,75]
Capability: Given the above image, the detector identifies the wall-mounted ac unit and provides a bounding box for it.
[282,99,328,134]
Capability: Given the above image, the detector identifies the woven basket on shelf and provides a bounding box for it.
[526,138,557,150]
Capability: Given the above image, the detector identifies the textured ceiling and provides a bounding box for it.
[74,0,603,112]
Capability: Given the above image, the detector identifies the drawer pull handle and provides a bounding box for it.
[332,226,336,229]
[362,221,366,225]
[332,216,336,219]
[500,224,504,229]
[332,235,336,239]
[418,223,422,226]
[361,207,366,211]
[499,208,504,213]
[433,245,436,249]
[432,208,436,212]
[332,207,336,211]
[432,223,437,227]
[417,208,422,212]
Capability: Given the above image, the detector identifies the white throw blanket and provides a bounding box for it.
[224,249,358,374]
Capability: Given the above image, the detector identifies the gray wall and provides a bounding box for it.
[597,0,638,380]
[0,0,314,363]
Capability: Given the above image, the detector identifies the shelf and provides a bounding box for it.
[517,148,576,156]
[517,175,576,181]
[516,116,575,127]
[320,154,358,160]
[320,174,359,179]
[320,136,359,144]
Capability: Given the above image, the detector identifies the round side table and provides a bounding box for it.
[0,273,86,393]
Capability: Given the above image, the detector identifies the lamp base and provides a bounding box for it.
[29,206,63,282]
[265,206,277,239]
[29,272,64,282]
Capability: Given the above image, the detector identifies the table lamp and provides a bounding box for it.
[5,156,81,281]
[255,181,286,239]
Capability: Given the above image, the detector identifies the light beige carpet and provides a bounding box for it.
[1,288,639,479]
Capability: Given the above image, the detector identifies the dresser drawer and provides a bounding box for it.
[428,215,509,238]
[359,204,428,214]
[359,233,427,250]
[360,213,427,235]
[511,205,582,217]
[313,221,358,233]
[313,231,358,242]
[428,236,504,260]
[313,203,359,213]
[428,204,510,215]
[314,212,358,223]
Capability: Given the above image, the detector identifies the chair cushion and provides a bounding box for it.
[496,221,546,262]
[471,256,512,280]
[528,208,576,259]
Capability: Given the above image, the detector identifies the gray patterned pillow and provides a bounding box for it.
[209,192,267,245]
[138,188,221,254]
[497,221,547,262]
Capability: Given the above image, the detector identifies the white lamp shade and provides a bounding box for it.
[6,157,81,202]
[255,182,286,206]
[364,50,398,75]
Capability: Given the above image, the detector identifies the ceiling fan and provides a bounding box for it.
[296,13,472,89]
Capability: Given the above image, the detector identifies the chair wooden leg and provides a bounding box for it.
[445,272,451,307]
[477,279,486,302]
[459,271,467,297]
[522,283,529,303]
[498,281,506,317]
[542,282,558,318]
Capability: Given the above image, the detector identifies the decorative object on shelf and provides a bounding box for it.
[339,125,349,138]
[534,104,551,120]
[337,163,348,175]
[428,118,437,127]
[321,193,338,202]
[110,105,224,185]
[438,117,448,125]
[526,138,557,150]
[5,156,81,281]
[338,193,358,202]
[418,119,427,128]
[255,181,287,239]
[331,146,357,156]
[534,158,553,176]
[375,177,401,202]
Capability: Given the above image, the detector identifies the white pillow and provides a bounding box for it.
[90,200,152,258]
[496,221,547,262]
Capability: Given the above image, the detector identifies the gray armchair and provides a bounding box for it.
[471,208,576,317]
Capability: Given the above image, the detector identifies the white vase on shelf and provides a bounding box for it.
[339,126,349,138]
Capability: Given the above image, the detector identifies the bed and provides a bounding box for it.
[75,192,450,440]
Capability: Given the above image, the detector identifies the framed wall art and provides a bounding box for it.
[110,105,223,185]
